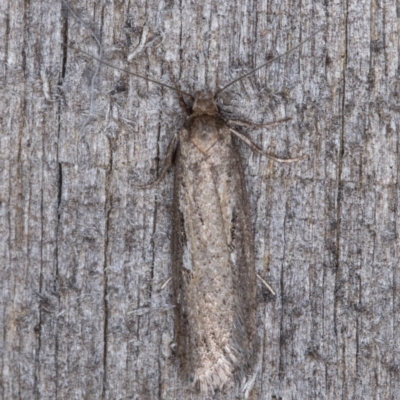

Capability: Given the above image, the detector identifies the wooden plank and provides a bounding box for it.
[1,0,399,399]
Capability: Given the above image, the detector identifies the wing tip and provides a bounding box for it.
[193,343,246,395]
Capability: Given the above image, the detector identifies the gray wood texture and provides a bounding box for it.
[1,0,399,399]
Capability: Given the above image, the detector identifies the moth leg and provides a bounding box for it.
[230,128,307,163]
[227,116,291,129]
[133,134,178,189]
[166,61,193,115]
[160,276,172,290]
[256,274,275,296]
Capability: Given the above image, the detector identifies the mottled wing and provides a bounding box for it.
[171,120,256,394]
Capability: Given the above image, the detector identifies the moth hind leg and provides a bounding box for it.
[227,116,292,129]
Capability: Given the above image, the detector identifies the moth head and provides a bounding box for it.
[192,91,219,116]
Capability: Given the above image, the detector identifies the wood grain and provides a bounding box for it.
[0,0,399,399]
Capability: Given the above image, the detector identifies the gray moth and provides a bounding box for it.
[135,89,304,395]
[69,25,321,395]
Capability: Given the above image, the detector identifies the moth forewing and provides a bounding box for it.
[171,102,257,393]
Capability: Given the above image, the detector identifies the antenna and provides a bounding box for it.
[65,44,193,98]
[215,27,324,97]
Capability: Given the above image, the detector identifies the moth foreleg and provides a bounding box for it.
[230,128,306,163]
[133,133,178,189]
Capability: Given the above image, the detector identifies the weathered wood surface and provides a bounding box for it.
[1,0,399,399]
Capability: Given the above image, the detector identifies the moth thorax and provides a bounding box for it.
[192,90,218,116]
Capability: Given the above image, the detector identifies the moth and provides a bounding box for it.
[69,30,320,395]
